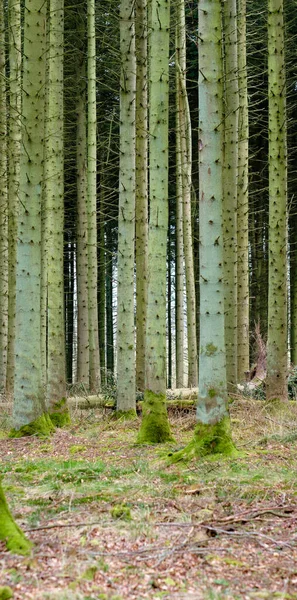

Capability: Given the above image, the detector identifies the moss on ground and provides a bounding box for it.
[9,413,55,438]
[168,416,238,462]
[49,397,71,427]
[0,587,13,600]
[0,482,32,555]
[137,390,174,444]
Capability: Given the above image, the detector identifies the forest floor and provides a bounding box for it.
[1,397,297,600]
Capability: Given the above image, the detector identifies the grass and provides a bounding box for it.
[1,397,297,598]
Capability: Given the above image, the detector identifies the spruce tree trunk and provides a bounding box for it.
[137,0,173,443]
[45,0,67,421]
[177,0,198,388]
[76,56,90,387]
[13,0,53,436]
[0,0,8,391]
[266,0,288,402]
[237,0,249,381]
[223,0,239,390]
[6,0,21,397]
[290,210,297,364]
[116,0,136,415]
[106,232,114,375]
[87,0,100,391]
[170,0,236,460]
[97,176,106,383]
[135,0,148,393]
[175,52,185,389]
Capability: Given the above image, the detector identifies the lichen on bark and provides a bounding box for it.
[137,390,174,444]
[0,482,32,555]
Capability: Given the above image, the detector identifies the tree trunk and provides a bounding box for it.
[223,0,239,390]
[175,14,185,389]
[237,0,249,381]
[137,0,173,443]
[0,0,8,392]
[45,0,68,424]
[116,0,136,415]
[13,0,53,436]
[170,0,237,460]
[87,0,100,392]
[76,53,89,387]
[177,0,198,388]
[135,0,148,393]
[266,0,288,402]
[6,0,21,397]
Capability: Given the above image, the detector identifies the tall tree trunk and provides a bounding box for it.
[0,0,8,392]
[7,0,21,397]
[106,230,114,375]
[170,0,237,460]
[223,0,239,390]
[135,0,148,393]
[137,0,173,443]
[45,0,68,422]
[175,15,185,389]
[97,173,106,383]
[13,0,53,436]
[266,0,288,402]
[87,0,100,391]
[237,0,249,381]
[76,55,89,387]
[177,0,198,388]
[116,0,136,414]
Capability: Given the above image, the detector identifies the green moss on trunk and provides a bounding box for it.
[9,413,55,438]
[113,409,137,420]
[0,483,32,555]
[137,390,174,444]
[49,397,71,427]
[169,416,238,462]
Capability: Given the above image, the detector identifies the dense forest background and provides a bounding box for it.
[2,2,297,597]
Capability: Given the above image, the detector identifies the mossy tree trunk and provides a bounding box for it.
[116,0,136,415]
[45,0,68,424]
[0,481,31,555]
[13,0,52,435]
[170,0,236,459]
[135,0,148,393]
[266,0,288,402]
[137,0,173,443]
[237,0,249,381]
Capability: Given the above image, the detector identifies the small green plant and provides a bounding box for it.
[110,503,132,520]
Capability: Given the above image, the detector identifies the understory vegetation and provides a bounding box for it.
[1,398,297,599]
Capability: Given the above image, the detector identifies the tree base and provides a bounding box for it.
[136,390,174,444]
[168,416,238,462]
[9,413,55,438]
[113,409,137,421]
[49,398,71,427]
[0,484,32,555]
